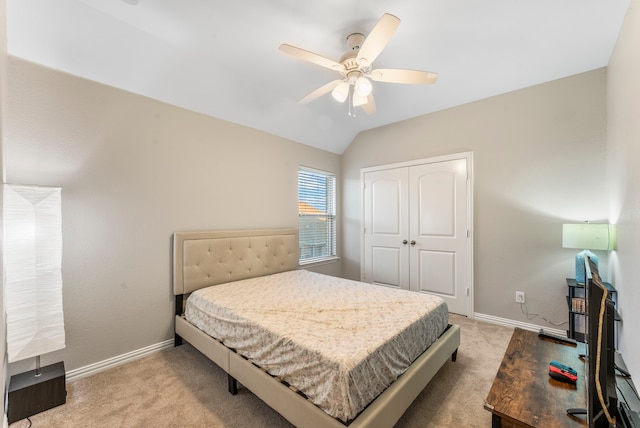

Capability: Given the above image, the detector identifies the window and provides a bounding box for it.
[298,167,336,264]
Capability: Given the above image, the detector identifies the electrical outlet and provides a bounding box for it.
[515,291,526,304]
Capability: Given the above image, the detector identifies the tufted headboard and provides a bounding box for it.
[172,228,299,295]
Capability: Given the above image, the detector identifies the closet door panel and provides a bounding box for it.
[416,250,456,296]
[371,247,402,287]
[371,179,402,235]
[417,172,456,237]
[363,168,410,289]
[409,159,468,314]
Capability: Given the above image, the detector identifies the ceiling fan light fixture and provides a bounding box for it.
[331,81,350,103]
[355,76,372,97]
[352,92,369,107]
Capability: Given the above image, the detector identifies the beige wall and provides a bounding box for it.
[607,0,640,378]
[1,0,6,421]
[5,57,341,374]
[342,69,608,327]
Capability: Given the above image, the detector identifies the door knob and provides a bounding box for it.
[410,240,416,245]
[402,240,408,245]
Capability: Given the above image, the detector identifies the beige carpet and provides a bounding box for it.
[9,315,513,428]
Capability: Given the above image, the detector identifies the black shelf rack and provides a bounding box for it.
[566,278,620,346]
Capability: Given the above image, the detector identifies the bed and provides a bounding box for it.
[173,228,460,427]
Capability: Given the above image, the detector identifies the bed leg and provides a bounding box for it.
[174,295,184,347]
[228,375,238,395]
[451,348,458,362]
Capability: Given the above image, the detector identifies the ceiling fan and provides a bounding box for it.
[279,13,438,115]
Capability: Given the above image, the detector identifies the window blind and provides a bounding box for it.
[298,167,336,263]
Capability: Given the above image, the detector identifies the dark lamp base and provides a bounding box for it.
[8,361,67,424]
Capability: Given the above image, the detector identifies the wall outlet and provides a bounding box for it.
[515,291,526,304]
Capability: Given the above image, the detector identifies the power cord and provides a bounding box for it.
[616,364,632,378]
[519,302,568,327]
[595,284,617,426]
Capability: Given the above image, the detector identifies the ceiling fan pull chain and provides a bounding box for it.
[348,88,356,117]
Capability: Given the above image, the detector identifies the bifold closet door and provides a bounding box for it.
[409,159,468,315]
[362,167,410,289]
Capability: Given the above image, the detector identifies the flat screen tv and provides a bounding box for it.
[586,257,618,427]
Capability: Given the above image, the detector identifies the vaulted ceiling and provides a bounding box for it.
[6,0,630,154]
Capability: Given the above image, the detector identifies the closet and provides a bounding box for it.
[361,153,472,315]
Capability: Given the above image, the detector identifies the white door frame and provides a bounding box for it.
[360,151,474,318]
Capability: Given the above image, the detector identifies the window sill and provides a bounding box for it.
[299,256,340,268]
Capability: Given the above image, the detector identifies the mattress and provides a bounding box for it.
[184,269,448,422]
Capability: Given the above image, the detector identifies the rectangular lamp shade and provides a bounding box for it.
[4,184,66,363]
[561,223,616,251]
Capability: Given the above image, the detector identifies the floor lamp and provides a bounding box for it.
[4,184,67,423]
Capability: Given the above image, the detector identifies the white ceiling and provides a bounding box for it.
[6,0,630,154]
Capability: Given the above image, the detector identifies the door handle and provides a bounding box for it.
[402,240,408,245]
[410,240,416,245]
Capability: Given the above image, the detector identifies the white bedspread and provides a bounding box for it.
[185,269,448,422]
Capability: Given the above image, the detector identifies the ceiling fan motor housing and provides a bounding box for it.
[346,33,365,51]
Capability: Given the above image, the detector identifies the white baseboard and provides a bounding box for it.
[66,339,174,382]
[473,312,566,338]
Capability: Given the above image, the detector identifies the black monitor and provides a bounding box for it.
[586,257,618,427]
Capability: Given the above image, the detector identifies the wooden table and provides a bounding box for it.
[485,328,587,427]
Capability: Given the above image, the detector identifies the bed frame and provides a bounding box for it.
[172,228,460,427]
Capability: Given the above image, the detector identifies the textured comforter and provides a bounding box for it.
[185,269,448,422]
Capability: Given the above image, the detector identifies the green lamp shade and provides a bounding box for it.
[562,223,616,284]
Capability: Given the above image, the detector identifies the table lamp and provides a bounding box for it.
[562,223,616,284]
[4,184,67,423]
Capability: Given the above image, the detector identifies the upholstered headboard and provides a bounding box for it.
[172,228,299,295]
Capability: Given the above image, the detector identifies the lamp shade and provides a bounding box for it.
[4,184,65,363]
[562,223,615,284]
[355,76,372,97]
[331,82,349,103]
[562,223,616,251]
[352,92,369,107]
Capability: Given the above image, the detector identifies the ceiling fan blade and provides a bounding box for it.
[356,13,401,68]
[361,93,376,114]
[298,79,343,104]
[279,44,343,72]
[369,68,438,84]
